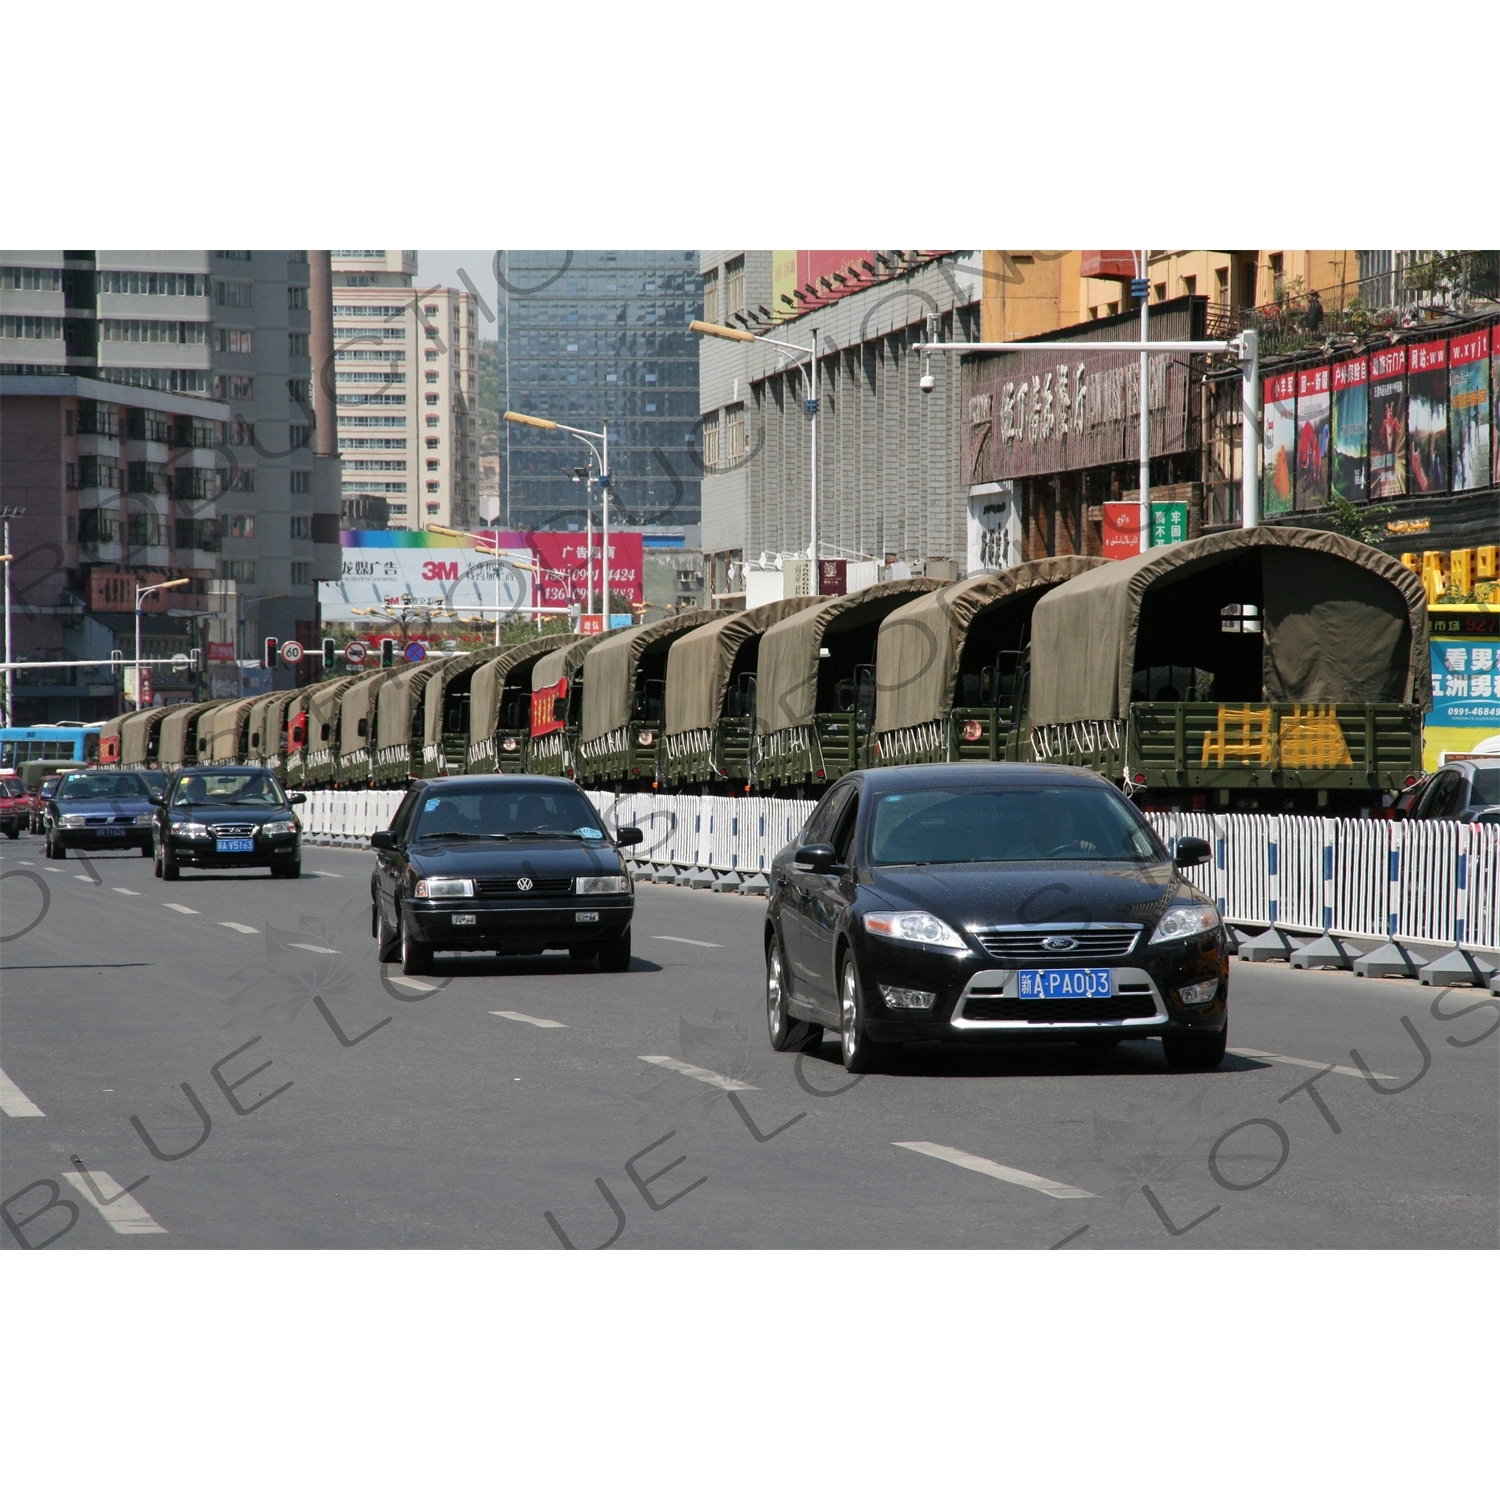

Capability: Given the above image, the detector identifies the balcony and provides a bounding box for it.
[126,413,173,443]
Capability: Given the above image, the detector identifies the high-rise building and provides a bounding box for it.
[497,251,701,531]
[0,249,341,715]
[330,252,478,533]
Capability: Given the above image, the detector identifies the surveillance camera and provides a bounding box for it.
[919,373,936,394]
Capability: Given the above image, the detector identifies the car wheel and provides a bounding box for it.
[1162,1025,1227,1072]
[161,845,180,882]
[401,920,433,976]
[139,840,153,857]
[840,953,891,1074]
[271,857,301,879]
[598,928,631,973]
[4,826,17,840]
[767,937,821,1052]
[153,840,164,879]
[51,839,67,860]
[375,899,401,963]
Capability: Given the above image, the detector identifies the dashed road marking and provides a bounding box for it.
[74,874,97,883]
[387,976,436,992]
[1231,1047,1394,1080]
[113,887,140,896]
[61,1172,167,1235]
[894,1141,1096,1200]
[18,860,35,866]
[45,866,63,873]
[0,1068,45,1117]
[639,1055,757,1092]
[651,935,723,948]
[220,922,259,934]
[288,942,338,954]
[162,903,198,915]
[491,1010,568,1029]
[309,870,344,878]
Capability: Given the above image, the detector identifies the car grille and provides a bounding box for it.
[474,876,574,898]
[210,824,257,837]
[83,814,140,825]
[972,926,1140,961]
[962,993,1158,1023]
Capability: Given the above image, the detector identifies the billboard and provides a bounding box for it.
[1262,371,1296,516]
[771,251,878,317]
[319,530,532,622]
[1407,339,1449,494]
[1330,355,1369,505]
[1294,365,1331,509]
[1449,328,1491,492]
[1368,345,1408,498]
[528,531,643,610]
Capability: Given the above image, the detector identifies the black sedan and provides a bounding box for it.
[43,769,158,858]
[151,766,306,880]
[765,763,1229,1073]
[370,775,643,976]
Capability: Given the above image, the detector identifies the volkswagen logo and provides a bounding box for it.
[1042,935,1079,952]
[516,877,534,892]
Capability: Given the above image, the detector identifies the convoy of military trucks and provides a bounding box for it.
[96,527,1429,813]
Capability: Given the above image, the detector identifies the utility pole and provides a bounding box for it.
[0,508,19,727]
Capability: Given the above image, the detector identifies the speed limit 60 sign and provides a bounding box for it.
[279,640,305,666]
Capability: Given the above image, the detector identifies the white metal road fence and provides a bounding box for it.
[299,789,1498,953]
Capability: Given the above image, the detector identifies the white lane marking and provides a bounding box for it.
[220,921,259,934]
[491,1010,568,1029]
[45,866,63,872]
[894,1141,1097,1200]
[61,1172,167,1235]
[1231,1047,1394,1080]
[0,1068,45,1117]
[19,860,35,865]
[113,887,141,896]
[387,975,436,992]
[309,870,344,878]
[639,1054,757,1092]
[162,903,198,915]
[75,874,97,883]
[288,942,338,954]
[650,935,724,948]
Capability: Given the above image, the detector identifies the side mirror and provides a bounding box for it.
[370,829,396,851]
[1172,836,1212,868]
[148,791,165,805]
[288,792,307,805]
[794,843,838,873]
[616,826,644,847]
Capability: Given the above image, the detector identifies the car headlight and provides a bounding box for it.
[862,910,969,950]
[501,737,518,752]
[879,983,937,1010]
[133,813,155,825]
[59,813,87,827]
[263,818,297,835]
[1177,978,1220,1007]
[576,874,629,894]
[415,877,475,899]
[171,820,210,838]
[1150,903,1221,944]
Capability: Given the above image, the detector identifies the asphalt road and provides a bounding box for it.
[2,838,1496,1251]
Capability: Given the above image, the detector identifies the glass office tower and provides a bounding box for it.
[497,250,701,530]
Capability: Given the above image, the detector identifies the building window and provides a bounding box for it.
[227,514,255,538]
[1152,282,1166,302]
[288,332,308,356]
[425,350,439,361]
[426,459,440,471]
[216,328,254,354]
[425,437,439,449]
[724,256,745,319]
[216,375,254,399]
[66,462,77,489]
[388,504,408,516]
[216,281,254,308]
[219,559,256,582]
[2,267,64,291]
[725,403,745,465]
[425,394,438,405]
[426,481,440,493]
[214,251,253,261]
[425,372,438,383]
[217,467,255,493]
[426,502,440,514]
[290,561,311,584]
[288,378,310,403]
[225,420,255,445]
[290,515,311,539]
[100,319,207,345]
[1182,275,1196,297]
[1269,253,1285,297]
[1,315,65,339]
[289,423,311,449]
[1215,266,1229,308]
[701,411,721,473]
[290,470,311,494]
[287,285,308,311]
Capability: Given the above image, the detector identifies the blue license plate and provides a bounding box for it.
[93,828,125,837]
[1018,967,1113,999]
[216,837,255,853]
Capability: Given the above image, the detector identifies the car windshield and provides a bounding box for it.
[411,786,607,842]
[1,778,23,796]
[1471,767,1500,805]
[869,784,1163,865]
[58,772,150,799]
[172,772,286,807]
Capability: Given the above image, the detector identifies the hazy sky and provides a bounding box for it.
[414,251,498,336]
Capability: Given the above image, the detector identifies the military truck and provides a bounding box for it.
[465,634,580,774]
[1026,526,1428,811]
[419,646,509,780]
[527,635,612,778]
[334,667,401,787]
[371,659,446,787]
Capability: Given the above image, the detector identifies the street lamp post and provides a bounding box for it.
[135,577,191,709]
[504,410,611,618]
[0,507,20,727]
[691,319,820,591]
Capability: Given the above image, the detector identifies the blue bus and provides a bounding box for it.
[0,722,102,769]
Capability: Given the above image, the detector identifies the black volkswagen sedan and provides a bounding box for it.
[370,775,643,976]
[43,769,158,858]
[765,764,1228,1073]
[151,767,306,880]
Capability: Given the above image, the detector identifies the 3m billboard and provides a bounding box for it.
[318,531,532,622]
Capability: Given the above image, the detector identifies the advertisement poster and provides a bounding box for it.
[1368,345,1408,498]
[1448,328,1491,492]
[319,531,532,622]
[1294,366,1331,509]
[1407,339,1449,494]
[1330,355,1369,505]
[527,531,643,610]
[1102,500,1146,558]
[1262,372,1296,515]
[1494,325,1500,487]
[1426,611,1500,766]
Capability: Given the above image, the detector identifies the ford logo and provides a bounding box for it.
[1042,935,1078,952]
[516,877,533,891]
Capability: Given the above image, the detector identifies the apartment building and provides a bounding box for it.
[330,251,478,532]
[0,250,341,713]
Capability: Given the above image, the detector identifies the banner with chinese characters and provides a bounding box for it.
[1330,356,1368,505]
[1448,328,1491,492]
[1407,339,1449,494]
[1262,371,1296,515]
[1149,501,1188,548]
[1368,345,1408,498]
[1294,365,1331,509]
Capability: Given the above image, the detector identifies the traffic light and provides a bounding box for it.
[322,637,337,670]
[263,636,278,669]
[380,637,396,668]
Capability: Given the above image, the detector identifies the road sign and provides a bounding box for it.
[403,641,427,663]
[280,640,305,666]
[344,641,368,666]
[579,613,605,635]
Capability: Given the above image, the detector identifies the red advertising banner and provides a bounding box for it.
[531,676,568,737]
[1369,344,1408,498]
[206,641,236,662]
[528,531,644,609]
[1102,501,1145,558]
[88,567,179,612]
